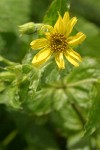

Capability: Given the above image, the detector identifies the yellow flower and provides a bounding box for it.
[30,12,86,69]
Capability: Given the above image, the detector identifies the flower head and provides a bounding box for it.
[30,12,86,69]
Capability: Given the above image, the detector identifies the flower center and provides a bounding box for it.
[49,33,67,52]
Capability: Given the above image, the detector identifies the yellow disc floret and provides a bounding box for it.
[49,33,67,53]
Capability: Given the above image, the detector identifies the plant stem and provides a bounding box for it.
[0,55,16,65]
[2,130,18,146]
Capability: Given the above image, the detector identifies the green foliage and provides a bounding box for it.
[43,0,69,25]
[0,0,31,61]
[0,0,100,149]
[0,0,30,32]
[85,82,100,135]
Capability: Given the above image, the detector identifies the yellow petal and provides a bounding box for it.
[64,53,79,67]
[55,52,65,69]
[30,38,47,50]
[66,17,77,37]
[62,12,70,32]
[54,13,64,34]
[66,49,82,62]
[67,32,86,46]
[67,49,82,62]
[64,48,82,67]
[32,48,52,66]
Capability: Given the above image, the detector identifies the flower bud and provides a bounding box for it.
[18,22,43,36]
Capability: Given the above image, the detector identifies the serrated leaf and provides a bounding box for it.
[43,0,69,25]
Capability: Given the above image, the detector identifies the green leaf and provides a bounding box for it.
[43,0,69,25]
[0,85,21,109]
[46,57,100,147]
[26,85,68,115]
[0,82,5,92]
[22,49,34,64]
[66,58,100,83]
[22,57,100,116]
[0,72,15,82]
[26,88,54,115]
[84,82,100,135]
[37,61,60,90]
[64,58,100,108]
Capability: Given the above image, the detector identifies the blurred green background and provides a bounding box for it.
[0,0,100,150]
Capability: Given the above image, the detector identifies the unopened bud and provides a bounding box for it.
[18,22,43,36]
[18,22,53,36]
[18,22,35,35]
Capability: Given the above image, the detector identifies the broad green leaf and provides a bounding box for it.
[47,57,100,147]
[37,60,68,90]
[25,88,54,115]
[22,57,100,116]
[66,58,100,83]
[0,85,21,109]
[64,58,100,108]
[25,85,68,115]
[43,0,69,25]
[37,61,60,90]
[84,82,100,135]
